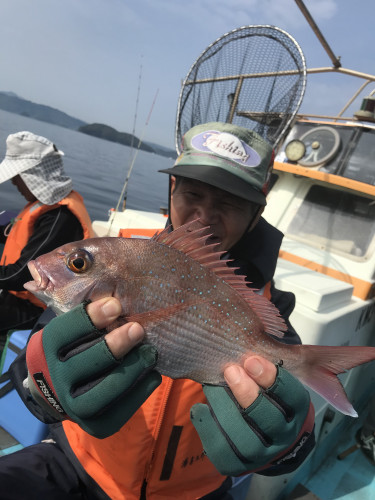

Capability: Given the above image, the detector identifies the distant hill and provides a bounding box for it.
[0,91,176,159]
[79,124,175,159]
[79,123,154,154]
[145,140,176,159]
[0,91,86,130]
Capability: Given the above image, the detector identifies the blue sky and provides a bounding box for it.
[1,0,374,148]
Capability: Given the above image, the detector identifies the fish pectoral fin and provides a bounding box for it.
[126,301,197,328]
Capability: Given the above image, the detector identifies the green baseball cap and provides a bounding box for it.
[160,122,274,205]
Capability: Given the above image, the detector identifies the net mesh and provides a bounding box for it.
[176,25,306,152]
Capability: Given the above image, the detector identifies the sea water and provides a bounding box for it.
[0,109,172,222]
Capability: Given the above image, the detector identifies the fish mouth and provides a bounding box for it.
[24,260,54,294]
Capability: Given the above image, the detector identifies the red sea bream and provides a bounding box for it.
[24,220,375,417]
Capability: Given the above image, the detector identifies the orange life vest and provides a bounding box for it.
[62,226,273,500]
[0,190,94,308]
[63,378,227,500]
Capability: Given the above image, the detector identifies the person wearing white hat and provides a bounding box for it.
[0,131,94,346]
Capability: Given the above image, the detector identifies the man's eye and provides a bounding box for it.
[222,200,239,209]
[184,191,200,197]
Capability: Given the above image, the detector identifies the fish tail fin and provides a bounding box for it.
[292,345,375,417]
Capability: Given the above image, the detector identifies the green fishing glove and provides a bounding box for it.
[26,303,161,438]
[190,367,315,476]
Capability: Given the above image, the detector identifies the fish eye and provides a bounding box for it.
[66,250,93,274]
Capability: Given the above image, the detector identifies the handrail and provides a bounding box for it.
[183,67,375,87]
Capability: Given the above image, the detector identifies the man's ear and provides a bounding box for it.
[248,206,265,232]
[170,176,176,195]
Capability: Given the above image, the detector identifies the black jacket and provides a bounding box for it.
[227,216,300,345]
[0,206,84,291]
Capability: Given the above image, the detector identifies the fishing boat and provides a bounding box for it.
[246,63,375,500]
[1,2,375,499]
[91,3,375,499]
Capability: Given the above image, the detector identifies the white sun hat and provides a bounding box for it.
[0,131,73,205]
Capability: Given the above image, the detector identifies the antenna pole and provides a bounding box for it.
[106,88,159,236]
[119,89,159,213]
[295,0,341,68]
[124,58,143,209]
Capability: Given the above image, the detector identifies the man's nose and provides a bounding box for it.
[195,201,219,224]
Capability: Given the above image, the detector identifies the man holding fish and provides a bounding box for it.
[0,122,337,499]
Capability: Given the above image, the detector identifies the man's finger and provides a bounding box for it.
[86,297,122,329]
[105,322,145,359]
[86,298,145,360]
[243,356,277,389]
[224,364,259,408]
[224,356,278,408]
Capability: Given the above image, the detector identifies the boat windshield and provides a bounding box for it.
[342,128,375,185]
[286,185,375,260]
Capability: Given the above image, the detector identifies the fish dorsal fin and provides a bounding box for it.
[153,220,286,338]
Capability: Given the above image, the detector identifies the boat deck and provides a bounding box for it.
[285,414,375,500]
[304,428,375,499]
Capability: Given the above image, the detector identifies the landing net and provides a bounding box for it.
[176,25,306,152]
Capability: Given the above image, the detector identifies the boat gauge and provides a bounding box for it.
[285,139,306,162]
[298,126,341,167]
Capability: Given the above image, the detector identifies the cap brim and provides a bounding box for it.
[0,159,38,185]
[159,165,266,205]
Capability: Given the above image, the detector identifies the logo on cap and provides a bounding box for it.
[191,131,261,168]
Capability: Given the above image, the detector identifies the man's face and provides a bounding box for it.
[11,175,36,202]
[170,177,263,252]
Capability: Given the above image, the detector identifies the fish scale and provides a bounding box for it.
[24,219,375,417]
[129,242,265,382]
